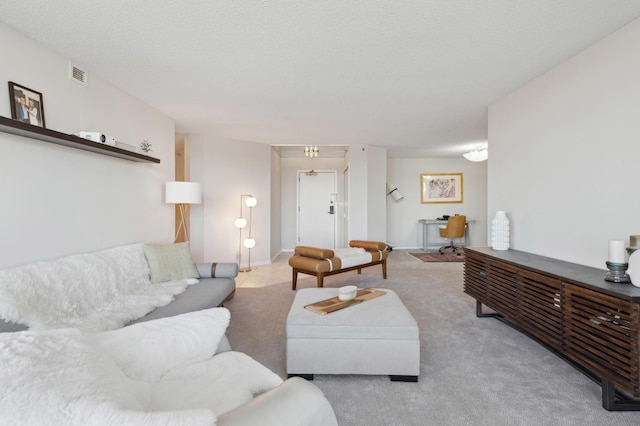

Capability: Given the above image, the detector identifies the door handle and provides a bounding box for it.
[328,201,335,215]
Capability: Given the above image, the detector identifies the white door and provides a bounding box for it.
[298,170,337,248]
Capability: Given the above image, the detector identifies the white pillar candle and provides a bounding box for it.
[609,240,626,263]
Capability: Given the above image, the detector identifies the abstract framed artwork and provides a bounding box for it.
[8,81,46,128]
[421,173,463,204]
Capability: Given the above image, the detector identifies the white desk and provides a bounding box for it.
[419,219,475,251]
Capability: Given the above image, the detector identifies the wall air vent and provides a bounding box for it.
[69,63,88,86]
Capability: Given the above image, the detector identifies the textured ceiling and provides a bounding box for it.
[2,1,640,157]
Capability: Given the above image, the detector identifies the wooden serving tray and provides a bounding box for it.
[304,288,387,315]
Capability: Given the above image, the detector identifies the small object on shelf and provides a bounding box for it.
[8,82,45,128]
[140,139,152,153]
[608,240,626,263]
[604,261,631,283]
[628,235,639,257]
[629,250,640,287]
[74,131,116,146]
[116,141,137,153]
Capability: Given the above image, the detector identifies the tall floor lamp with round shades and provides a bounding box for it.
[165,181,202,242]
[235,194,257,272]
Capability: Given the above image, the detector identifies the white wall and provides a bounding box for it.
[387,158,488,249]
[366,146,388,242]
[189,136,272,266]
[346,146,366,240]
[488,17,640,268]
[280,156,347,250]
[348,144,387,242]
[270,149,282,261]
[0,23,175,268]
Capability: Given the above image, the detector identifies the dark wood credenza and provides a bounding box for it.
[464,247,640,411]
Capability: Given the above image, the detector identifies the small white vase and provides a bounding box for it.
[491,211,510,250]
[629,250,640,287]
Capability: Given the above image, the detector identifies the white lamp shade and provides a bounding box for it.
[244,238,256,249]
[245,196,257,207]
[166,182,202,204]
[235,217,247,229]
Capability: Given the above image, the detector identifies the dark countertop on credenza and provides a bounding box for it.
[466,247,640,302]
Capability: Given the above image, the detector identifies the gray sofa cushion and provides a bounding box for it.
[126,277,235,326]
[1,278,236,332]
[0,319,27,333]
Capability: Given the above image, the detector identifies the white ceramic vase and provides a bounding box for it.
[628,250,640,287]
[491,211,510,250]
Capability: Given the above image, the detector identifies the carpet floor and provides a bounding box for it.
[224,250,640,425]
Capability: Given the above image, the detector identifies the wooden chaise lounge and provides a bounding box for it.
[288,240,388,290]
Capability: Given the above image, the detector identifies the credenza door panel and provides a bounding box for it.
[486,259,518,321]
[463,250,487,303]
[518,269,562,351]
[563,283,640,396]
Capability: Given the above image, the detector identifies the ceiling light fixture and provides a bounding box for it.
[304,146,319,158]
[463,148,488,162]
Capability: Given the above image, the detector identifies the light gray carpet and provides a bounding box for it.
[224,250,640,425]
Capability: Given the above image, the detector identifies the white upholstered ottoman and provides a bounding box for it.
[286,288,420,381]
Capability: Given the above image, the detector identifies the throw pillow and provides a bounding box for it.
[86,308,231,382]
[143,242,199,283]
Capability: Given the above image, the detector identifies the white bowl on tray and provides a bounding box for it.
[338,285,358,301]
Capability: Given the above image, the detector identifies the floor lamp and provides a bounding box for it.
[235,194,257,272]
[165,181,202,242]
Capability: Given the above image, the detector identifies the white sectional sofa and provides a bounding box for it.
[0,242,337,425]
[0,242,237,332]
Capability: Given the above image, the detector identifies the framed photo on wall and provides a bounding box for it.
[8,81,46,128]
[421,173,463,204]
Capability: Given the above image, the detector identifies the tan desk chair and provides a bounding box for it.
[438,215,466,255]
